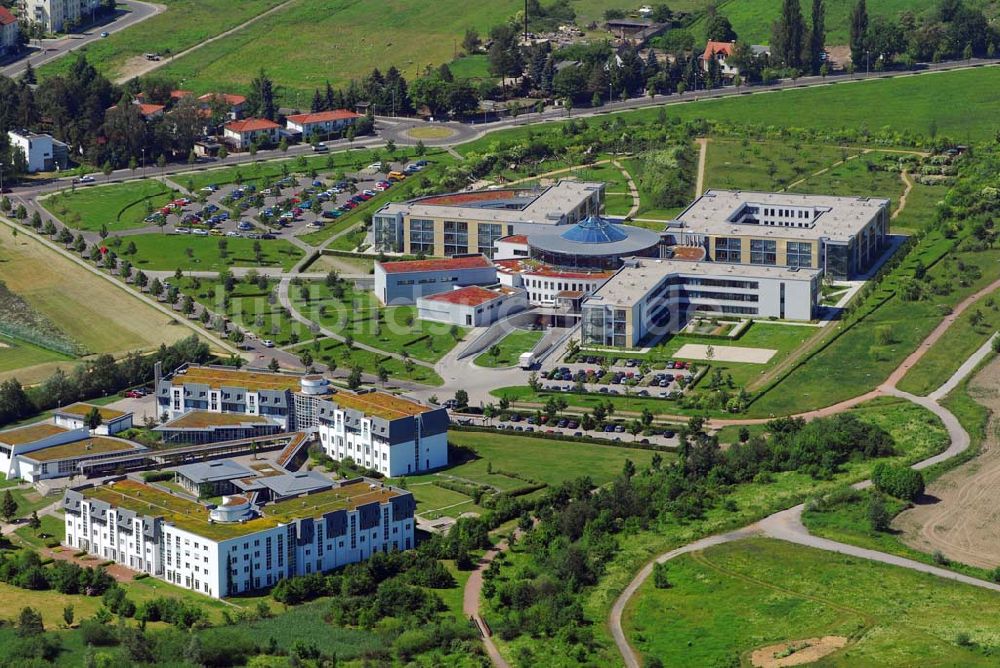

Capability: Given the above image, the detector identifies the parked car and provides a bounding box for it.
[261,340,275,348]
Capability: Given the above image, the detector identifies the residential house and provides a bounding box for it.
[0,7,19,57]
[199,93,247,120]
[285,109,360,140]
[701,41,770,77]
[7,129,69,172]
[223,118,280,150]
[19,0,100,33]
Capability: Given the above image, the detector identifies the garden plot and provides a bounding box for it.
[674,343,776,364]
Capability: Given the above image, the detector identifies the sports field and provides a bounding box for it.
[625,537,1000,667]
[41,180,177,232]
[0,232,192,381]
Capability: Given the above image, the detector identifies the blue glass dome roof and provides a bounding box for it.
[559,215,628,244]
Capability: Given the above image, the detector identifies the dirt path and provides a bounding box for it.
[694,137,708,196]
[464,531,524,668]
[611,159,641,217]
[894,355,1000,568]
[113,0,297,83]
[893,170,914,220]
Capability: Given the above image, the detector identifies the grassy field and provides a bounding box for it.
[625,537,1000,667]
[176,276,305,346]
[0,335,72,375]
[151,0,525,101]
[292,282,467,363]
[398,430,659,518]
[122,233,304,271]
[37,0,287,82]
[13,514,65,550]
[897,288,1000,396]
[0,232,192,382]
[290,338,444,386]
[41,180,177,233]
[702,138,848,192]
[474,329,543,368]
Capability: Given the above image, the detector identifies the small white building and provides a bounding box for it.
[223,118,280,150]
[0,422,145,482]
[63,476,416,598]
[0,7,19,57]
[417,285,528,328]
[53,402,133,435]
[7,130,69,173]
[374,255,498,305]
[285,109,361,139]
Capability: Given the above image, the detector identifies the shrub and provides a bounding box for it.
[872,463,925,501]
[79,619,119,646]
[653,562,671,589]
[867,493,891,532]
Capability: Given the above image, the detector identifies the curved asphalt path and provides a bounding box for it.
[609,320,1000,668]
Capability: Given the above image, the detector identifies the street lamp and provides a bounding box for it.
[866,50,870,78]
[141,147,145,177]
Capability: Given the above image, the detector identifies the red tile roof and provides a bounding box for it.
[200,93,247,106]
[498,235,528,244]
[424,286,505,307]
[286,109,360,124]
[703,40,735,61]
[0,7,16,25]
[378,255,492,274]
[171,90,193,99]
[138,103,165,116]
[225,118,280,133]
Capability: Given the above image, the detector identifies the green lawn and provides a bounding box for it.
[13,514,65,549]
[37,0,287,82]
[897,288,1000,396]
[41,180,177,233]
[0,334,73,374]
[625,537,1000,667]
[123,233,304,271]
[177,276,308,346]
[397,430,659,518]
[5,488,59,519]
[292,283,467,363]
[290,338,444,386]
[703,138,848,193]
[474,329,543,368]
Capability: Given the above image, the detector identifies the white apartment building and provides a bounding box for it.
[314,390,449,477]
[20,0,100,32]
[63,477,416,598]
[582,258,820,348]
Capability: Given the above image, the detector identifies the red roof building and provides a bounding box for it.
[222,118,281,150]
[702,40,735,62]
[285,109,361,136]
[0,7,16,25]
[418,286,528,326]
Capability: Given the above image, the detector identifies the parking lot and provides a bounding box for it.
[143,158,433,244]
[540,358,694,399]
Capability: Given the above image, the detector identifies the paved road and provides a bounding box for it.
[608,284,1000,668]
[0,0,165,79]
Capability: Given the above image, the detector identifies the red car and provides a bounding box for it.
[124,389,145,398]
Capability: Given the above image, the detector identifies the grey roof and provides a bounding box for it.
[257,471,332,499]
[174,459,254,484]
[528,221,661,257]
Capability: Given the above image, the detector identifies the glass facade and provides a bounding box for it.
[476,223,505,259]
[409,219,434,255]
[443,221,468,256]
[824,241,851,280]
[373,215,402,253]
[750,239,777,265]
[715,236,742,263]
[786,241,813,268]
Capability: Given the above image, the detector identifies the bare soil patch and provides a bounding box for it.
[894,354,1000,568]
[675,343,776,364]
[751,636,848,667]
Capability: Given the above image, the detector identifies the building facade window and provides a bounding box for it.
[443,221,468,256]
[476,223,504,259]
[715,237,742,263]
[409,219,435,254]
[786,241,812,268]
[750,239,777,265]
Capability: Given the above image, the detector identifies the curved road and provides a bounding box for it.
[608,318,1000,668]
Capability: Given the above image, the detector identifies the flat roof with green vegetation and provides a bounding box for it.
[22,436,142,462]
[85,478,401,541]
[56,402,128,420]
[0,423,67,445]
[160,410,274,429]
[172,366,304,392]
[329,389,433,421]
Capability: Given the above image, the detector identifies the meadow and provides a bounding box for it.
[625,537,1000,667]
[176,276,306,346]
[290,338,444,386]
[41,180,178,233]
[0,232,192,381]
[473,329,543,368]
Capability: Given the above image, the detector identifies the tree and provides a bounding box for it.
[462,28,481,54]
[377,365,389,385]
[867,492,891,531]
[705,10,737,42]
[248,69,276,120]
[489,344,502,363]
[300,350,313,368]
[808,0,826,74]
[454,389,469,408]
[629,420,643,441]
[849,0,869,67]
[653,562,671,589]
[872,463,925,501]
[347,365,363,390]
[29,510,41,530]
[772,0,807,70]
[17,607,44,637]
[1,490,19,522]
[84,405,103,431]
[267,357,280,373]
[63,604,74,629]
